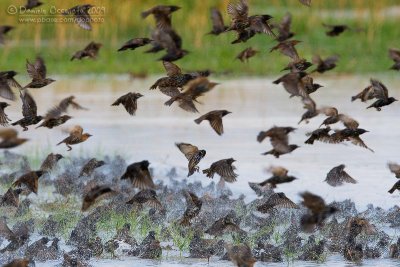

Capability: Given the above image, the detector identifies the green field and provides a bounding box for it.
[0,0,399,76]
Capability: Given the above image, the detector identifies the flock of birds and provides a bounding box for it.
[0,0,400,266]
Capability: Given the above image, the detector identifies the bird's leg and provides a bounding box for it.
[377,107,381,111]
[23,126,28,131]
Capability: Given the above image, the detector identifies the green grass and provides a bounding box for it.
[0,0,399,76]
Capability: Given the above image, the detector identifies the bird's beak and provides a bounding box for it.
[395,99,399,101]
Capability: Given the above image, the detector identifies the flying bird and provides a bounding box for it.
[205,213,246,237]
[270,40,301,60]
[305,127,331,145]
[258,126,299,157]
[118,38,152,52]
[0,25,14,44]
[112,92,143,116]
[194,110,231,135]
[273,72,308,98]
[312,55,339,73]
[256,166,297,188]
[319,107,359,129]
[272,12,295,42]
[176,142,206,177]
[388,163,400,178]
[35,115,72,129]
[45,95,87,119]
[12,170,44,194]
[236,47,258,62]
[0,70,22,100]
[366,79,397,111]
[257,192,298,213]
[325,164,357,186]
[203,158,238,184]
[121,160,155,189]
[0,129,28,149]
[25,0,43,10]
[62,4,94,30]
[388,48,400,71]
[71,42,102,60]
[179,191,202,226]
[82,185,116,211]
[208,8,228,35]
[12,90,43,131]
[0,102,10,126]
[126,189,163,211]
[56,125,92,151]
[328,128,373,152]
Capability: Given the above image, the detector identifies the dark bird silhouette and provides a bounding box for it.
[112,92,143,116]
[231,28,256,44]
[300,75,323,95]
[259,126,299,157]
[40,153,63,172]
[150,28,188,62]
[0,102,11,126]
[71,41,102,60]
[257,126,296,143]
[319,107,359,129]
[257,166,297,188]
[79,158,105,177]
[35,115,72,129]
[257,192,298,213]
[0,25,14,44]
[270,40,301,60]
[298,95,322,124]
[323,23,349,36]
[388,181,400,194]
[12,90,43,131]
[126,189,163,211]
[208,7,228,35]
[56,125,92,151]
[203,158,238,184]
[299,0,311,6]
[366,79,397,111]
[121,160,155,189]
[176,142,206,177]
[226,243,256,267]
[388,163,400,178]
[351,83,376,102]
[25,0,43,10]
[236,47,258,62]
[388,48,400,70]
[118,38,152,52]
[164,77,218,113]
[300,191,339,232]
[12,170,44,194]
[328,128,373,152]
[305,127,331,144]
[179,191,202,226]
[45,95,87,119]
[0,188,23,207]
[141,5,181,28]
[282,58,313,73]
[82,185,115,211]
[273,72,308,98]
[312,55,339,73]
[0,70,22,100]
[23,57,55,89]
[62,4,94,30]
[272,12,294,42]
[325,164,357,187]
[194,110,231,135]
[205,213,245,237]
[0,128,28,149]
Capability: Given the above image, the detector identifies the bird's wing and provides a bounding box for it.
[388,48,400,62]
[210,8,225,31]
[370,79,389,100]
[338,114,359,129]
[349,136,374,152]
[34,56,47,79]
[0,78,15,101]
[75,10,92,30]
[0,128,17,139]
[388,163,400,175]
[227,0,248,20]
[21,90,38,117]
[208,115,224,135]
[214,161,237,182]
[163,61,182,76]
[176,143,199,160]
[178,99,199,113]
[340,170,357,184]
[70,125,83,136]
[300,191,325,214]
[268,166,288,177]
[319,106,338,116]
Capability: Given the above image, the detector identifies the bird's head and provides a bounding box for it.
[55,154,64,161]
[388,97,398,103]
[140,160,150,168]
[61,115,73,121]
[170,6,181,12]
[226,158,236,165]
[199,150,206,157]
[290,144,300,151]
[222,110,232,116]
[356,128,369,135]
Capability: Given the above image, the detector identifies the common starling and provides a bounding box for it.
[231,28,256,44]
[319,107,359,129]
[257,126,296,143]
[141,5,181,28]
[0,70,22,100]
[0,25,14,44]
[71,41,102,60]
[0,217,30,253]
[259,126,299,158]
[305,127,331,144]
[273,72,308,98]
[12,170,44,194]
[205,213,246,237]
[388,48,400,70]
[23,57,55,89]
[323,23,349,37]
[179,191,202,226]
[121,160,155,189]
[328,128,373,152]
[208,8,228,35]
[45,95,87,119]
[270,40,301,60]
[300,191,339,232]
[203,158,238,183]
[194,110,231,135]
[0,102,10,126]
[164,77,218,113]
[81,185,115,211]
[62,4,94,30]
[388,180,400,194]
[56,125,92,151]
[2,258,32,267]
[351,83,375,102]
[257,166,297,188]
[236,47,258,62]
[150,61,194,97]
[40,153,63,172]
[282,58,313,73]
[388,163,400,178]
[366,79,397,111]
[312,55,339,73]
[0,128,28,149]
[79,158,105,177]
[118,38,152,52]
[272,12,294,42]
[300,75,323,95]
[126,189,163,211]
[25,0,43,10]
[0,188,23,207]
[176,142,206,177]
[325,164,357,187]
[226,243,256,267]
[299,0,311,6]
[112,92,143,116]
[256,192,298,213]
[12,90,43,130]
[35,115,72,129]
[138,231,162,259]
[298,95,320,124]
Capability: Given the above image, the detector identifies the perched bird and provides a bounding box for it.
[118,38,152,52]
[300,191,339,232]
[179,191,202,226]
[0,25,14,44]
[176,142,206,177]
[138,231,162,259]
[112,92,143,116]
[205,213,245,237]
[45,95,87,119]
[226,243,256,267]
[388,163,400,178]
[121,160,155,189]
[270,40,301,60]
[208,7,228,35]
[388,48,400,71]
[40,153,63,172]
[79,158,105,177]
[126,189,163,211]
[325,164,357,187]
[62,4,94,30]
[328,128,373,152]
[366,79,397,111]
[12,170,44,194]
[0,102,11,126]
[71,42,102,60]
[257,192,298,213]
[305,127,331,144]
[164,77,218,113]
[273,72,308,98]
[25,0,43,9]
[12,90,43,131]
[258,126,299,158]
[236,47,258,62]
[256,166,297,188]
[323,23,349,37]
[35,115,72,129]
[81,185,115,211]
[0,70,22,100]
[0,188,23,207]
[272,12,294,42]
[194,110,231,135]
[299,0,311,6]
[203,158,238,184]
[312,55,339,73]
[0,128,28,149]
[388,181,400,194]
[56,125,92,151]
[23,57,55,89]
